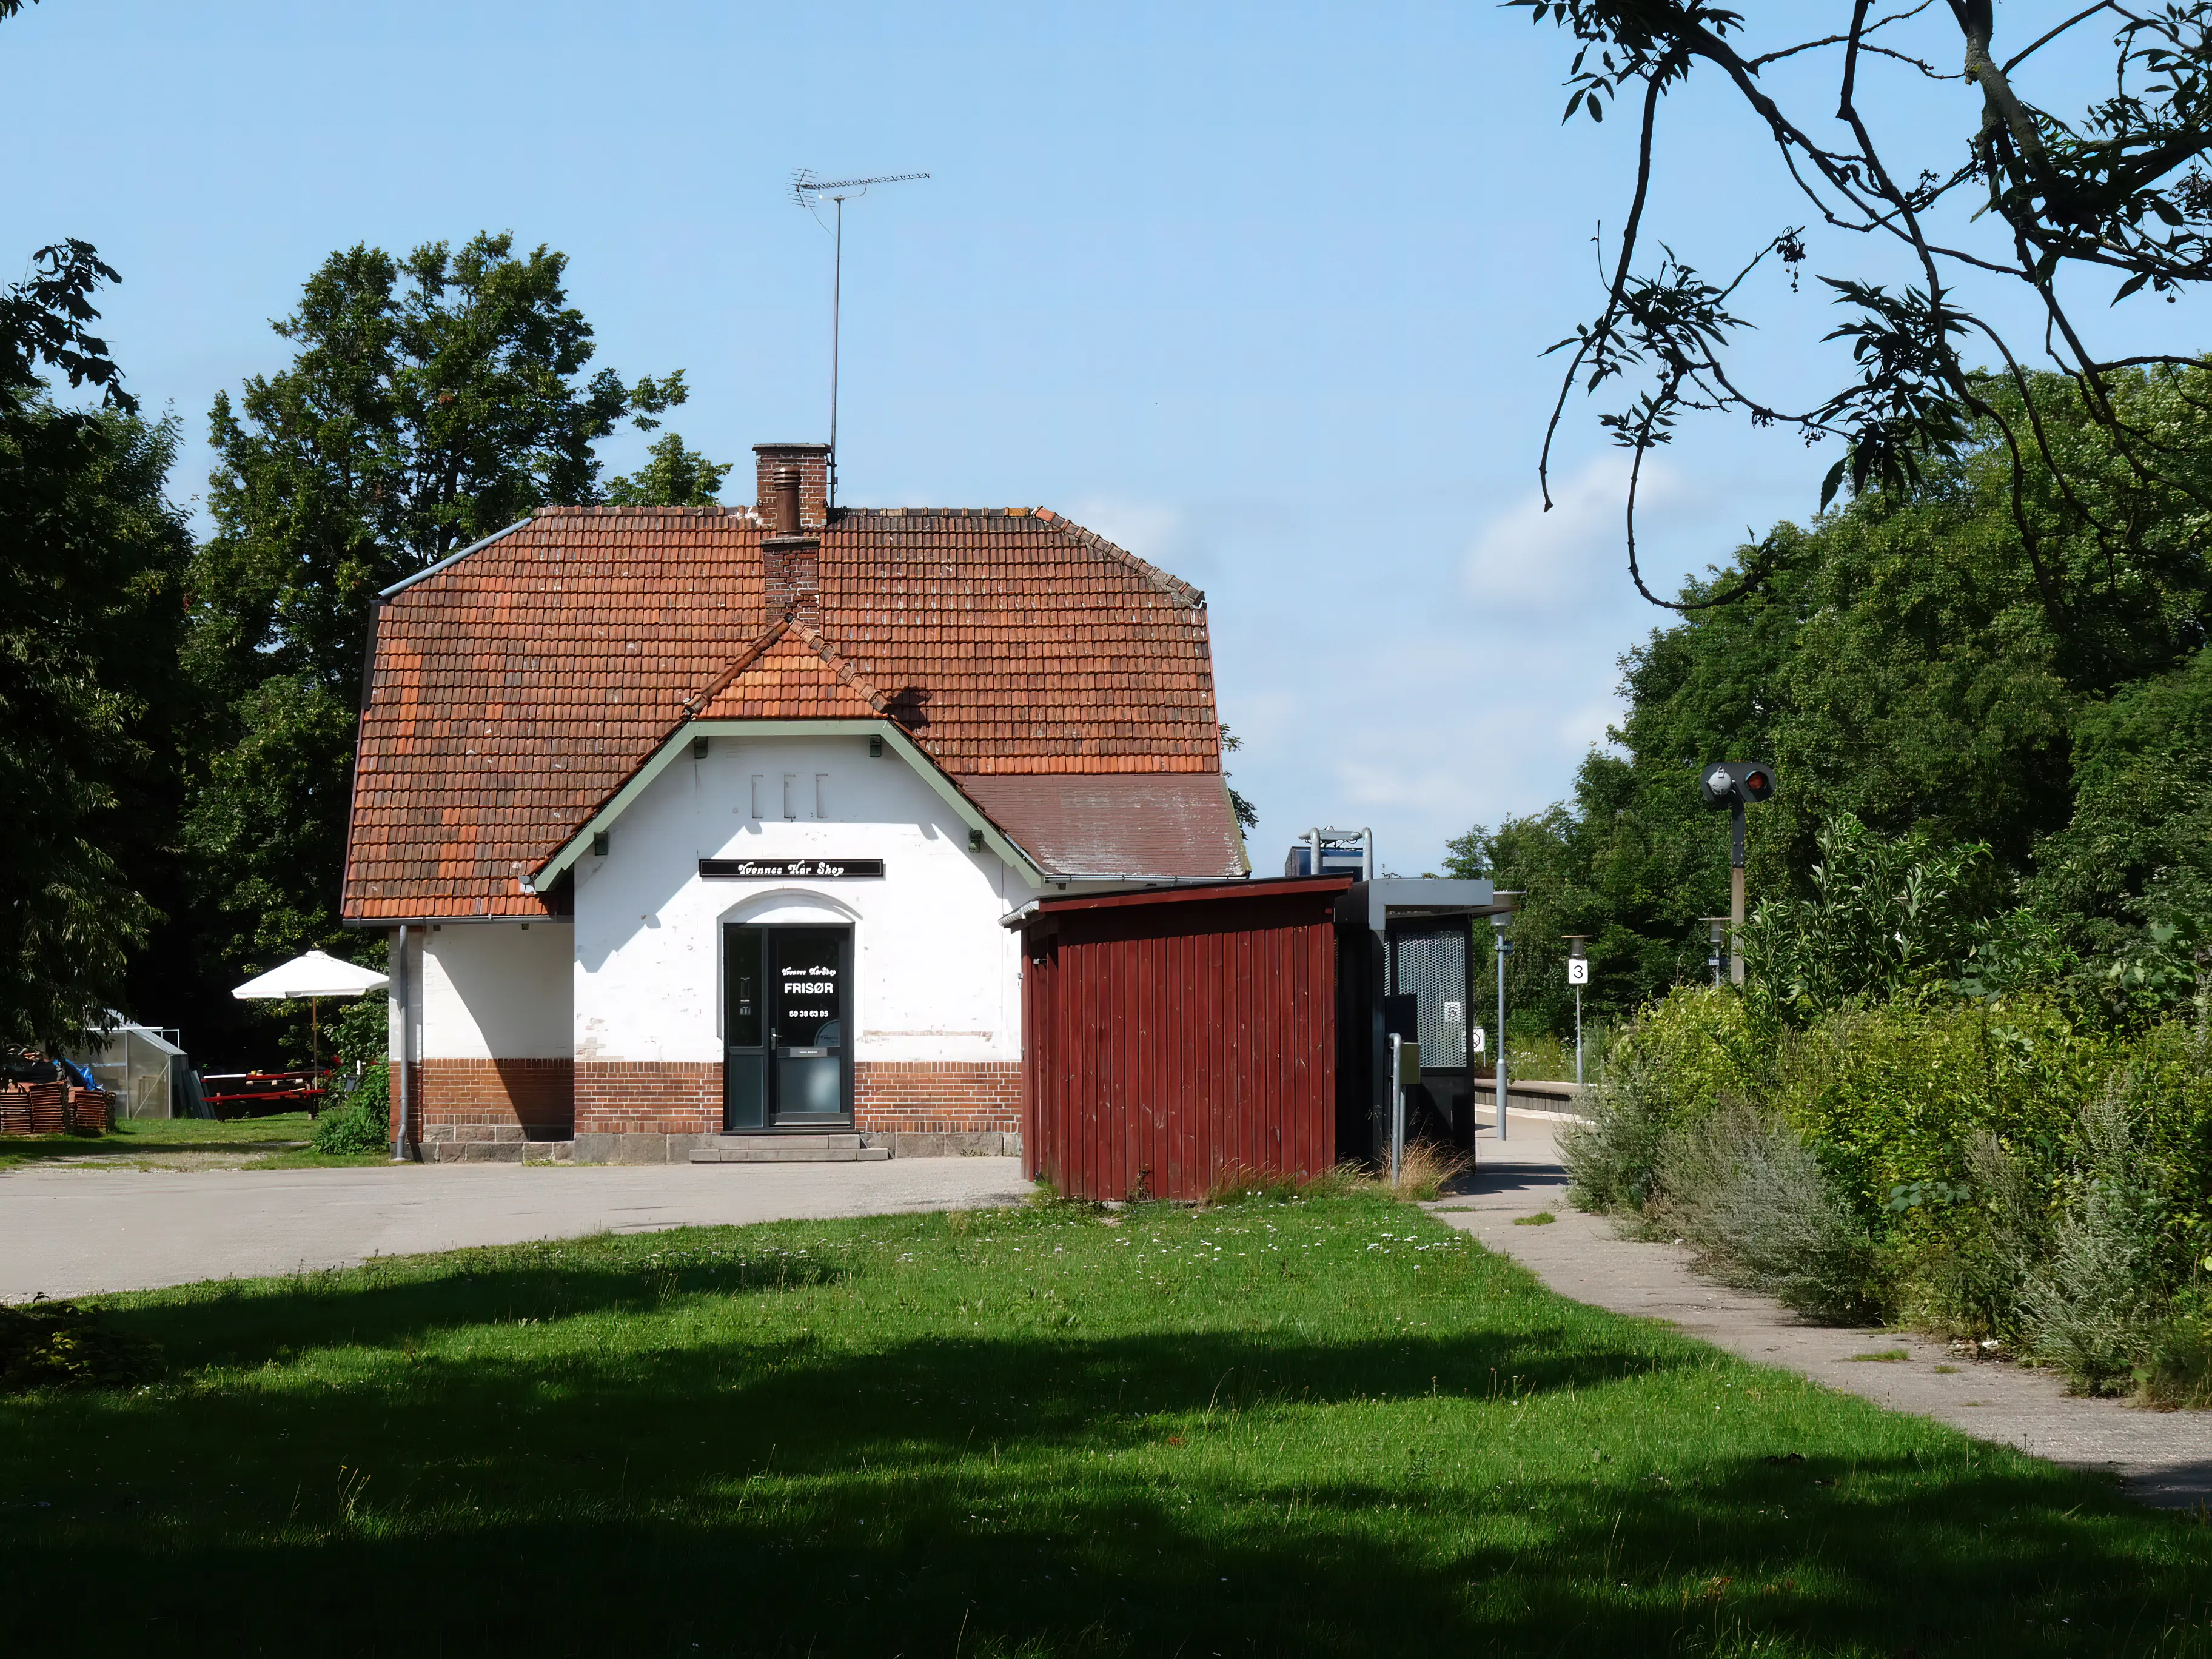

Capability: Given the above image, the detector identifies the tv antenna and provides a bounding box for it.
[789,168,929,506]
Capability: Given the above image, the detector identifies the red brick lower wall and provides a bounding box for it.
[392,1057,1025,1143]
[388,1059,574,1146]
[575,1062,722,1136]
[854,1061,1021,1135]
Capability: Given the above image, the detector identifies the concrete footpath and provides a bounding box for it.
[1432,1117,2212,1510]
[0,1158,1031,1303]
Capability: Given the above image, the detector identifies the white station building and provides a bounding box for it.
[342,444,1248,1161]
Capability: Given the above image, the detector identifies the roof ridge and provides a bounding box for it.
[535,503,756,519]
[1030,508,1205,609]
[839,506,1035,518]
[681,621,792,712]
[782,618,891,714]
[378,517,535,599]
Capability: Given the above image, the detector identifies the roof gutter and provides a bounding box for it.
[997,873,1261,928]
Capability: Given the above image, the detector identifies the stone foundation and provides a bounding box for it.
[572,1130,711,1165]
[860,1130,1022,1158]
[420,1124,580,1163]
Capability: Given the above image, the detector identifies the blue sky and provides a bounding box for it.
[5,2,2176,874]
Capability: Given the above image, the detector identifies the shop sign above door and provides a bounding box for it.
[698,857,886,880]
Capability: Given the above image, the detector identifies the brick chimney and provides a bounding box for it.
[754,443,828,626]
[754,443,830,529]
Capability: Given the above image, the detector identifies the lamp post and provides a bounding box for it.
[1490,893,1520,1142]
[1561,935,1592,1085]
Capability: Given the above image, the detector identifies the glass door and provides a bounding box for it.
[723,923,853,1131]
[770,927,850,1124]
[723,925,766,1130]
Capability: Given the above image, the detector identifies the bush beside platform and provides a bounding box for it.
[1561,986,2212,1401]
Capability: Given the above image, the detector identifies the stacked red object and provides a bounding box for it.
[66,1087,110,1136]
[0,1087,29,1136]
[24,1081,67,1134]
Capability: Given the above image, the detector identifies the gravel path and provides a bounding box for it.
[1430,1117,2212,1510]
[0,1157,1031,1302]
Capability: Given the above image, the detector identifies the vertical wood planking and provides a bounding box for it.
[1020,883,1347,1201]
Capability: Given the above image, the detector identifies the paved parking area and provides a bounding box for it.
[0,1158,1031,1301]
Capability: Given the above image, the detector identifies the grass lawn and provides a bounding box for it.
[0,1111,391,1170]
[0,1110,321,1169]
[4,1190,2208,1656]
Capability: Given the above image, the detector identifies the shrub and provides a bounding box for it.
[312,1065,390,1156]
[1559,977,2212,1393]
[2139,1291,2212,1409]
[1558,1042,1671,1214]
[1560,986,1749,1214]
[1739,814,1992,1019]
[1900,1129,2051,1339]
[0,1298,164,1393]
[1654,1099,1883,1322]
[2020,1082,2171,1393]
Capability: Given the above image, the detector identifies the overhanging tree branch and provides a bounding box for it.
[1515,0,2212,628]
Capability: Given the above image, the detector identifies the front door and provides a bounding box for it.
[722,923,853,1131]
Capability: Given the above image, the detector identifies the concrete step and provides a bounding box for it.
[689,1133,891,1165]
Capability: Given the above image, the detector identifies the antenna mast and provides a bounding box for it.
[788,168,929,507]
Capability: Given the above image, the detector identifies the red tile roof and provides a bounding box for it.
[343,504,1236,920]
[692,621,888,721]
[960,774,1249,879]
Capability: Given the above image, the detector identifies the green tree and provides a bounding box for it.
[605,432,732,506]
[1,243,194,1051]
[186,233,690,999]
[1443,366,2212,1033]
[2029,646,2212,957]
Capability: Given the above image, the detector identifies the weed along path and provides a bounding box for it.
[1433,1119,2212,1509]
[0,1158,1030,1302]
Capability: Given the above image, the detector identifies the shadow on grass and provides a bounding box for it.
[4,1302,2208,1655]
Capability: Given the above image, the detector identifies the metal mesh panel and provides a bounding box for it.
[1392,931,1468,1067]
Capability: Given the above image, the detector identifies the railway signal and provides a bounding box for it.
[1700,762,1775,984]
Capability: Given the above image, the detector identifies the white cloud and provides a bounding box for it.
[1058,495,1189,568]
[1464,453,1696,615]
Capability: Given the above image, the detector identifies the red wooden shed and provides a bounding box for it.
[1016,876,1353,1201]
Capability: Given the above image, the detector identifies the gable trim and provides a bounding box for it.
[530,719,1048,892]
[378,517,535,600]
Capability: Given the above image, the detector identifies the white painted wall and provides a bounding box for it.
[415,923,574,1060]
[572,735,1032,1065]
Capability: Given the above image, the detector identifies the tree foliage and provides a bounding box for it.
[1518,0,2212,619]
[185,233,695,985]
[605,432,733,506]
[1,244,193,1050]
[1738,814,1993,1016]
[1446,362,2212,1031]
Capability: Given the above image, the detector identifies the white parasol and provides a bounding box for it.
[232,951,390,1000]
[232,951,390,1070]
